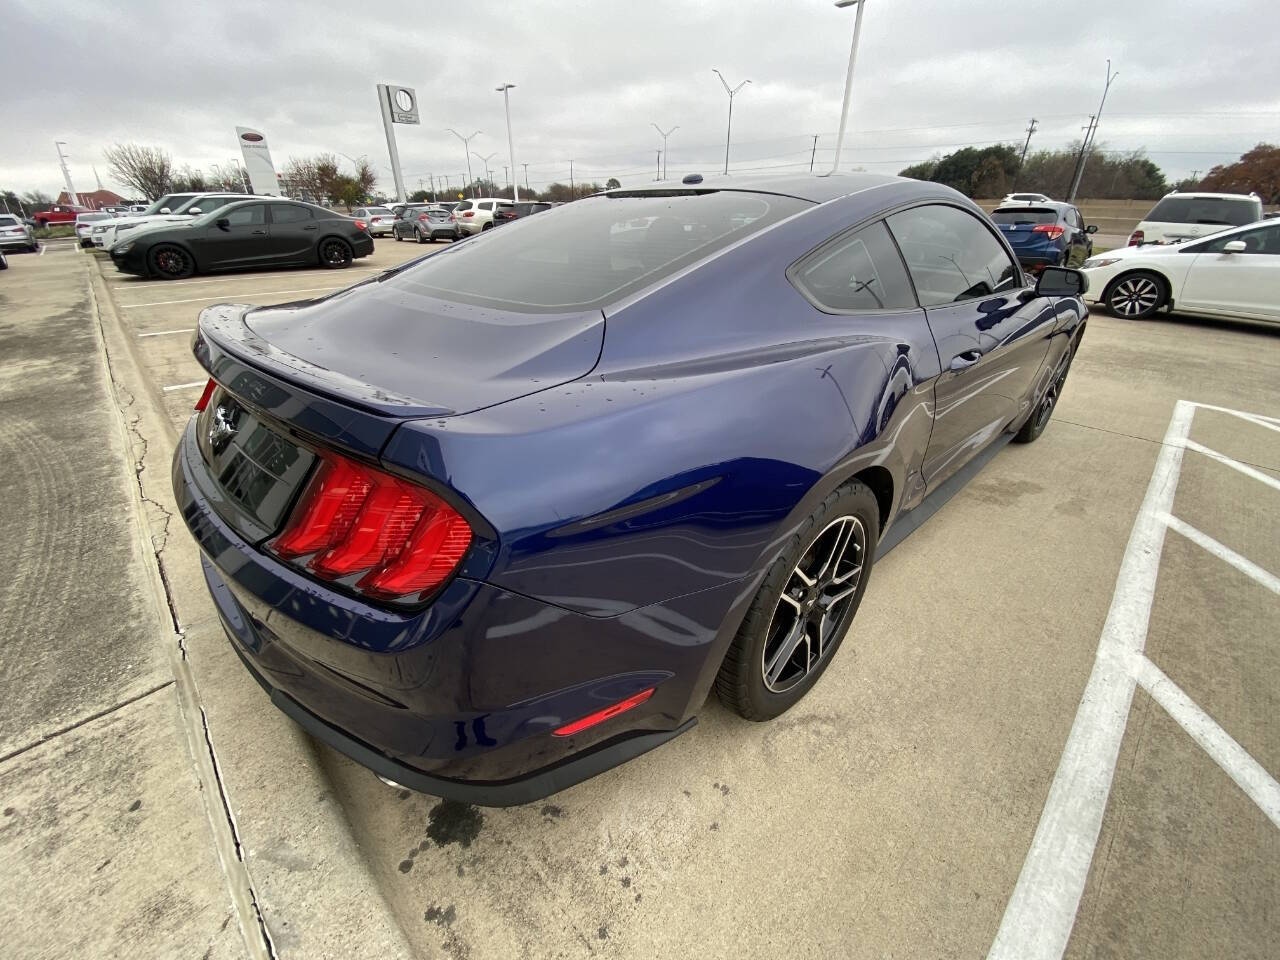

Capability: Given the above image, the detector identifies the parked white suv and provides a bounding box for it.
[91,193,263,250]
[453,198,513,235]
[1128,191,1264,246]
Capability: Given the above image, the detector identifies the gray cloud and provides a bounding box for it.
[4,0,1277,197]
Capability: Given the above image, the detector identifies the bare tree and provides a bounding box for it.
[352,157,377,199]
[104,143,173,200]
[282,156,323,201]
[207,162,248,193]
[171,164,208,193]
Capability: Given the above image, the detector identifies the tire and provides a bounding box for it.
[148,243,195,280]
[481,221,493,231]
[1104,270,1166,320]
[714,482,879,721]
[416,231,428,244]
[394,231,402,242]
[319,237,353,269]
[1014,338,1076,444]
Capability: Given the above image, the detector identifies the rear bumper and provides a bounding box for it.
[172,418,721,803]
[352,234,375,257]
[0,236,34,249]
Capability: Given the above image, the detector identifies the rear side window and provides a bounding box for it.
[1145,196,1260,227]
[991,208,1058,225]
[270,204,312,224]
[791,221,916,312]
[888,204,1019,306]
[385,190,808,312]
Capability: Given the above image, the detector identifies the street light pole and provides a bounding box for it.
[712,70,750,175]
[447,129,481,198]
[472,152,497,196]
[496,83,520,202]
[522,162,530,194]
[825,0,867,176]
[651,123,679,180]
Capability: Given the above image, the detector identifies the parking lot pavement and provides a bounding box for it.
[6,243,1277,958]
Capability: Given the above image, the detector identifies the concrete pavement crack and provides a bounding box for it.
[0,680,176,765]
[1057,416,1280,473]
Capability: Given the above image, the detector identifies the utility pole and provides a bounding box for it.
[825,0,868,176]
[712,69,751,175]
[810,135,819,172]
[522,162,530,194]
[55,141,80,205]
[1067,116,1096,201]
[1011,117,1037,190]
[448,129,481,198]
[1068,59,1118,202]
[651,124,678,180]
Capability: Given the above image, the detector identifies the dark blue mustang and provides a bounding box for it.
[173,173,1087,806]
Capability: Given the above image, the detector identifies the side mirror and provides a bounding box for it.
[1035,266,1088,297]
[216,217,231,230]
[159,207,171,214]
[187,207,202,215]
[1086,224,1098,234]
[1222,240,1247,253]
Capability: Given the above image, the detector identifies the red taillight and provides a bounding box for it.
[354,219,367,230]
[462,210,474,217]
[194,378,217,412]
[418,213,428,221]
[553,688,655,737]
[269,450,472,602]
[1128,230,1144,246]
[449,214,456,222]
[1032,224,1065,239]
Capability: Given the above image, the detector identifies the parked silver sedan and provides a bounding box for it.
[351,205,397,236]
[0,214,38,253]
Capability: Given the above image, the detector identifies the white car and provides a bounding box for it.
[74,211,114,247]
[1079,218,1279,323]
[452,198,514,235]
[1127,191,1263,247]
[91,192,259,250]
[1001,192,1052,205]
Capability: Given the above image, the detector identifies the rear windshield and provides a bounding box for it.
[366,206,393,215]
[76,213,112,222]
[0,215,19,226]
[384,190,808,312]
[1145,196,1259,227]
[454,200,473,212]
[991,208,1058,225]
[1008,194,1043,201]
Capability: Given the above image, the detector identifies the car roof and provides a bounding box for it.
[605,171,903,204]
[1161,191,1260,201]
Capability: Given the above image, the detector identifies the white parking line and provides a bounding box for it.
[1180,438,1280,492]
[119,285,340,308]
[1160,513,1280,594]
[138,328,196,338]
[988,400,1194,960]
[1132,655,1280,830]
[110,267,381,290]
[163,380,206,392]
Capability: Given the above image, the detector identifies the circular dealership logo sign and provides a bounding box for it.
[394,89,414,112]
[240,132,264,143]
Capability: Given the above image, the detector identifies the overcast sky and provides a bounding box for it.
[4,0,1278,199]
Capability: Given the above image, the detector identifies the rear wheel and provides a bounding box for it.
[481,221,493,231]
[319,237,353,269]
[1105,270,1165,319]
[715,482,878,720]
[416,230,428,243]
[148,244,195,279]
[394,231,402,241]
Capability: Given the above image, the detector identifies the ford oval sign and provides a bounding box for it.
[240,132,264,143]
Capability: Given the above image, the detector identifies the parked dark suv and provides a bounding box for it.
[990,201,1096,270]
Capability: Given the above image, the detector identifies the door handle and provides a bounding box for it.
[949,350,982,371]
[251,229,267,235]
[303,225,318,231]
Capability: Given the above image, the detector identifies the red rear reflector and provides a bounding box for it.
[268,449,472,601]
[463,210,474,217]
[552,688,655,737]
[194,378,217,412]
[1032,224,1065,239]
[1128,230,1144,246]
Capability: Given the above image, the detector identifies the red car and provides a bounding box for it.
[34,203,90,227]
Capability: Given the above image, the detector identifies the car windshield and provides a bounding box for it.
[173,196,240,215]
[1146,196,1259,226]
[383,189,808,312]
[139,195,188,215]
[991,208,1058,225]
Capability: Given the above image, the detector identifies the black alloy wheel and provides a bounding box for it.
[149,244,195,279]
[319,237,353,269]
[715,481,879,720]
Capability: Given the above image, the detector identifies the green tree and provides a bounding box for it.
[606,178,621,190]
[901,144,1020,198]
[408,189,430,202]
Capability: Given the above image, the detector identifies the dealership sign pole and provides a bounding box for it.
[235,128,281,195]
[377,84,419,204]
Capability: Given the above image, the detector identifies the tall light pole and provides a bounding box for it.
[496,83,520,202]
[825,0,868,176]
[472,152,497,195]
[1068,59,1119,202]
[522,162,530,194]
[448,129,481,197]
[54,141,80,205]
[651,123,679,180]
[712,70,750,175]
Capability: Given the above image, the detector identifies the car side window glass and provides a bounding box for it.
[1196,223,1280,254]
[223,204,266,226]
[270,204,312,224]
[792,221,917,312]
[887,204,1019,306]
